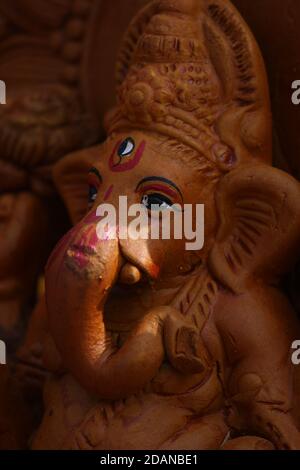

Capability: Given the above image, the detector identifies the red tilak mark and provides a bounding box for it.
[109,141,146,172]
[108,140,122,170]
[104,185,114,201]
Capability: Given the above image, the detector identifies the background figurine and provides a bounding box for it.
[0,0,149,343]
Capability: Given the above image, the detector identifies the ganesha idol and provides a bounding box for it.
[31,0,300,450]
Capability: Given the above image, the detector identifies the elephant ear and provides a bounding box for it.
[209,164,300,293]
[53,148,97,225]
[202,0,272,165]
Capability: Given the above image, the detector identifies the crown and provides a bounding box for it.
[106,0,272,169]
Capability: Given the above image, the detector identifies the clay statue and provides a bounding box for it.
[0,0,149,342]
[30,0,300,450]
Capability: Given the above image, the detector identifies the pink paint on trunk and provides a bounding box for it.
[104,185,114,201]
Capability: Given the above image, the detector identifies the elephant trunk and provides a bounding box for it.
[45,231,166,400]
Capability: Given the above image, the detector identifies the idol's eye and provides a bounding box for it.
[142,193,173,211]
[118,137,135,158]
[87,167,102,205]
[88,185,98,204]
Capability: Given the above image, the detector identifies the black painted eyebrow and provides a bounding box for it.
[89,167,102,182]
[136,176,183,200]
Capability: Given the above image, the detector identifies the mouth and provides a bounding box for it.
[64,244,104,279]
[69,243,97,256]
[64,241,158,286]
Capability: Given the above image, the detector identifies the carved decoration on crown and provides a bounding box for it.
[108,0,272,171]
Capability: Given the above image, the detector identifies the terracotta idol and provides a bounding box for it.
[33,0,300,450]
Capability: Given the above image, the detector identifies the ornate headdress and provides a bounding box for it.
[106,0,272,170]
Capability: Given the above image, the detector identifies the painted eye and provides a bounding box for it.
[142,193,173,211]
[118,138,135,158]
[88,185,98,204]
